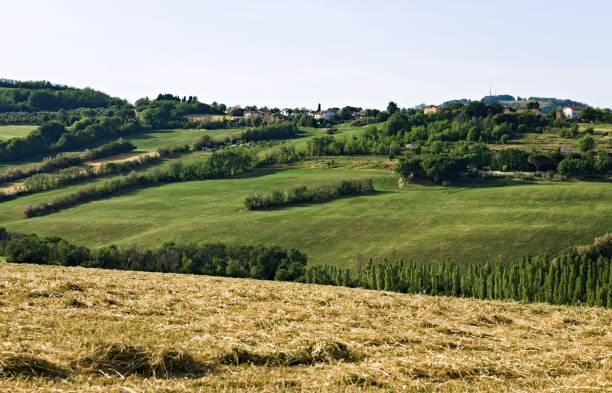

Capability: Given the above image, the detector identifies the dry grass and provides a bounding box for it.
[490,129,612,153]
[87,151,159,168]
[0,263,610,392]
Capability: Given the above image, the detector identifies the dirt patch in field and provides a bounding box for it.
[87,151,159,168]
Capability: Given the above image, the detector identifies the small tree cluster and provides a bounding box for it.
[244,179,374,210]
[240,123,298,142]
[81,139,135,161]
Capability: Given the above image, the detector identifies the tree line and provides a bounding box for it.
[0,139,136,185]
[245,179,374,210]
[304,253,611,308]
[306,102,589,162]
[240,123,298,142]
[0,111,299,164]
[1,225,609,307]
[0,81,125,112]
[16,154,161,196]
[395,140,611,184]
[0,111,141,162]
[0,228,306,282]
[383,102,554,143]
[581,107,612,123]
[23,149,257,217]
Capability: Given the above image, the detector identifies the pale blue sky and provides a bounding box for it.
[3,0,611,109]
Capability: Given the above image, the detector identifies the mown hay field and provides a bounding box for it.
[0,263,610,392]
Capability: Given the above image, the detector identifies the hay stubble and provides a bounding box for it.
[0,263,610,392]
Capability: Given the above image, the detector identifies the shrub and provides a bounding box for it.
[240,123,297,142]
[157,144,191,157]
[81,139,136,161]
[557,157,594,178]
[245,179,374,210]
[577,134,595,152]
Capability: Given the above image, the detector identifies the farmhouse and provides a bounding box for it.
[424,105,440,115]
[562,106,582,120]
[314,109,336,121]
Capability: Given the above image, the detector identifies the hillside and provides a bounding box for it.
[0,80,609,268]
[0,79,124,113]
[0,263,610,392]
[1,157,611,266]
[480,94,586,112]
[0,122,610,266]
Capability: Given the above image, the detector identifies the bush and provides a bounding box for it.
[491,149,531,171]
[577,134,595,152]
[81,139,135,161]
[245,179,374,210]
[240,123,297,142]
[157,144,191,157]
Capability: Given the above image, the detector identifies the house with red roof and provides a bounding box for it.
[562,105,582,120]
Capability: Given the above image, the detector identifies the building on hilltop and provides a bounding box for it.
[313,109,336,121]
[562,106,582,120]
[424,105,440,115]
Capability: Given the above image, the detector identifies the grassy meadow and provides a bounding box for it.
[495,130,612,153]
[0,122,610,267]
[1,263,610,392]
[124,128,242,152]
[0,126,41,172]
[0,125,37,140]
[1,157,611,267]
[123,122,374,154]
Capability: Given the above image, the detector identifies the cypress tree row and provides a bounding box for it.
[1,224,610,308]
[303,256,612,308]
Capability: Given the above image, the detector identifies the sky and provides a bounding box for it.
[3,0,612,109]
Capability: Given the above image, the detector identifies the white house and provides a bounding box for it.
[562,106,582,120]
[313,110,335,121]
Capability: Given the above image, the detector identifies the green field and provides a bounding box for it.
[496,126,612,153]
[124,123,376,153]
[125,128,245,152]
[0,125,37,140]
[0,122,610,267]
[1,157,610,267]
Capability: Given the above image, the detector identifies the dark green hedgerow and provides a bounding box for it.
[244,179,375,210]
[0,226,610,307]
